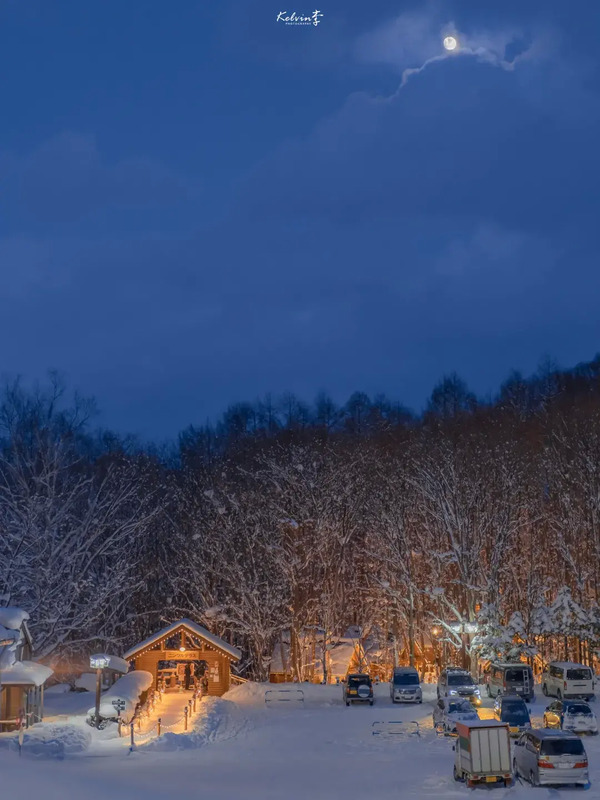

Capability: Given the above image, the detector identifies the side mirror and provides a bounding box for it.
[452,745,456,752]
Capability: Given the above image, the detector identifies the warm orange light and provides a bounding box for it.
[180,646,186,652]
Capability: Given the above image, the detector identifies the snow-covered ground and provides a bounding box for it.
[4,682,600,798]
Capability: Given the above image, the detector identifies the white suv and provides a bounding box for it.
[437,667,481,706]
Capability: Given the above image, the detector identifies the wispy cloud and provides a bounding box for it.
[356,8,544,89]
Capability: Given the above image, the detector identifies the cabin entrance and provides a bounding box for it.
[123,618,241,697]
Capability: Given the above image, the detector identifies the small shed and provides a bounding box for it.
[0,608,53,732]
[123,618,241,696]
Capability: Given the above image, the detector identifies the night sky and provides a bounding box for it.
[1,0,599,437]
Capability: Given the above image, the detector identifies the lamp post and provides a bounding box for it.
[90,654,111,729]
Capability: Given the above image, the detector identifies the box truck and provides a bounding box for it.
[454,719,512,787]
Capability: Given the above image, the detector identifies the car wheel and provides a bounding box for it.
[369,700,374,706]
[557,689,562,700]
[486,684,491,697]
[453,765,463,782]
[418,699,422,704]
[542,684,548,696]
[436,689,440,699]
[513,758,519,778]
[346,701,350,707]
[529,770,539,787]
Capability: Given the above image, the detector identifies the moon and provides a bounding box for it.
[443,35,458,51]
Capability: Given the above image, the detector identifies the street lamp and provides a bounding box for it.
[90,654,111,729]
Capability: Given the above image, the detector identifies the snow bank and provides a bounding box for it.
[142,697,249,752]
[225,680,342,707]
[45,683,71,694]
[0,723,91,759]
[224,680,270,705]
[86,670,153,723]
[0,660,54,686]
[76,672,97,692]
[0,607,29,631]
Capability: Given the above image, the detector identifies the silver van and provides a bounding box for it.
[513,729,589,787]
[487,662,534,701]
[390,667,422,703]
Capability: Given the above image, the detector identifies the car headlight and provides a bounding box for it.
[474,689,480,695]
[449,690,457,695]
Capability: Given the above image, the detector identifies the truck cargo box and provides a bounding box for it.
[454,719,512,787]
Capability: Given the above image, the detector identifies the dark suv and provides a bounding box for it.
[343,673,374,706]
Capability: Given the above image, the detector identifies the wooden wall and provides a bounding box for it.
[132,648,232,696]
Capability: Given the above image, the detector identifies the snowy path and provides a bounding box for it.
[6,683,600,799]
[141,689,195,736]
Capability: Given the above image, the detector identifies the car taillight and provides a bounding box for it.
[564,681,568,689]
[538,760,554,769]
[574,761,588,769]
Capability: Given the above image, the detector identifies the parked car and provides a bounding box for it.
[437,667,482,706]
[542,661,594,700]
[433,696,479,734]
[544,700,599,735]
[390,666,422,704]
[487,662,534,701]
[343,673,374,706]
[493,695,531,736]
[513,729,590,788]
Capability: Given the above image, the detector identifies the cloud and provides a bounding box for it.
[0,132,190,231]
[355,7,544,88]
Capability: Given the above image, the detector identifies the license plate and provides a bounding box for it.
[557,763,571,769]
[485,776,497,783]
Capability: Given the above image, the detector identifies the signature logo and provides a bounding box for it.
[276,10,323,26]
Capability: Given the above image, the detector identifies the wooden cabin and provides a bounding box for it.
[0,608,53,732]
[123,618,241,696]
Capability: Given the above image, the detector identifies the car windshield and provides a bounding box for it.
[540,738,585,756]
[448,701,473,714]
[448,674,474,686]
[394,673,419,685]
[348,676,370,688]
[505,669,527,682]
[565,703,592,716]
[501,705,530,723]
[566,668,592,680]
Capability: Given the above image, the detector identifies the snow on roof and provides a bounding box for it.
[87,670,153,723]
[0,607,30,632]
[548,661,591,670]
[0,624,18,645]
[0,660,53,687]
[123,618,241,661]
[456,719,508,729]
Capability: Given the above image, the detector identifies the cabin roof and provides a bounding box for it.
[123,618,241,661]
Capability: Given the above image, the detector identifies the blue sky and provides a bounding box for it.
[1,0,599,436]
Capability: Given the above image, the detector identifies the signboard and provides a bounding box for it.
[164,650,209,661]
[112,699,127,712]
[90,654,111,669]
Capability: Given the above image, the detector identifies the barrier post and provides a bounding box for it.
[129,722,135,752]
[184,706,188,731]
[192,696,196,713]
[157,717,161,737]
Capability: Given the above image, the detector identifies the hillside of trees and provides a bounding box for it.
[3,354,600,679]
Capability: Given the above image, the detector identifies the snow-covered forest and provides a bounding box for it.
[3,356,600,679]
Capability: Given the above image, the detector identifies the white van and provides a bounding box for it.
[542,662,594,701]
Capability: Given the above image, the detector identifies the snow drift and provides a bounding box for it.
[87,670,153,724]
